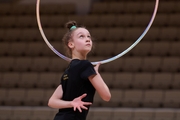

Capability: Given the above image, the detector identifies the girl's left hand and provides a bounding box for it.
[94,63,101,72]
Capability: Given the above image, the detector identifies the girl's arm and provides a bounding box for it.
[48,85,92,112]
[88,63,111,101]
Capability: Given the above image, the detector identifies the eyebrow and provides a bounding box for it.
[77,32,90,36]
[77,32,83,36]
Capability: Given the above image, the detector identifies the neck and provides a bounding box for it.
[71,51,87,60]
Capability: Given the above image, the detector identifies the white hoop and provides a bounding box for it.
[36,0,159,65]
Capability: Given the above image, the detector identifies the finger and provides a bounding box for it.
[98,62,101,66]
[74,107,76,111]
[79,93,87,99]
[83,102,92,105]
[96,62,101,67]
[94,63,101,69]
[77,106,82,113]
[81,105,88,110]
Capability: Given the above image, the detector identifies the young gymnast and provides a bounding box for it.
[48,21,111,120]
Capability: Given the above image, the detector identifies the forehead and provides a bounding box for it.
[73,28,90,35]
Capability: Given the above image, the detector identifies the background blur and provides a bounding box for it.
[0,0,180,120]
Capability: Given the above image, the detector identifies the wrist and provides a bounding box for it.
[69,101,74,108]
[96,71,100,75]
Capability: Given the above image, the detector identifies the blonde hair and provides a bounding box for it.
[62,21,78,57]
[62,21,94,57]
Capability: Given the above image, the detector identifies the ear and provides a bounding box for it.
[68,41,74,49]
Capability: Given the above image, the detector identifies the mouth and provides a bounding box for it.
[86,44,91,47]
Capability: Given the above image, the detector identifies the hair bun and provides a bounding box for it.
[65,21,77,30]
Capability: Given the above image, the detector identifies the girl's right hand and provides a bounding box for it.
[71,93,92,112]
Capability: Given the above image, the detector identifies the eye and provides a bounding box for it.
[88,35,91,38]
[79,35,84,38]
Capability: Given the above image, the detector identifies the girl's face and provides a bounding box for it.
[68,28,92,55]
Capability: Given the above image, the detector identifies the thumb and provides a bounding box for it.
[95,62,101,69]
[79,93,87,99]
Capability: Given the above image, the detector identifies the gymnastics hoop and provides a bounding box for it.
[36,0,159,65]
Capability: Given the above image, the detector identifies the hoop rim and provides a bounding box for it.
[36,0,159,65]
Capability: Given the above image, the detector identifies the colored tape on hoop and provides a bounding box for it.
[36,0,159,65]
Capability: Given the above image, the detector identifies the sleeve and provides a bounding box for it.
[81,60,96,79]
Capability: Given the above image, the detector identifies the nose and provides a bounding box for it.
[86,37,91,42]
[86,39,90,42]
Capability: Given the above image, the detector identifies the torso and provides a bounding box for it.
[54,59,96,120]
